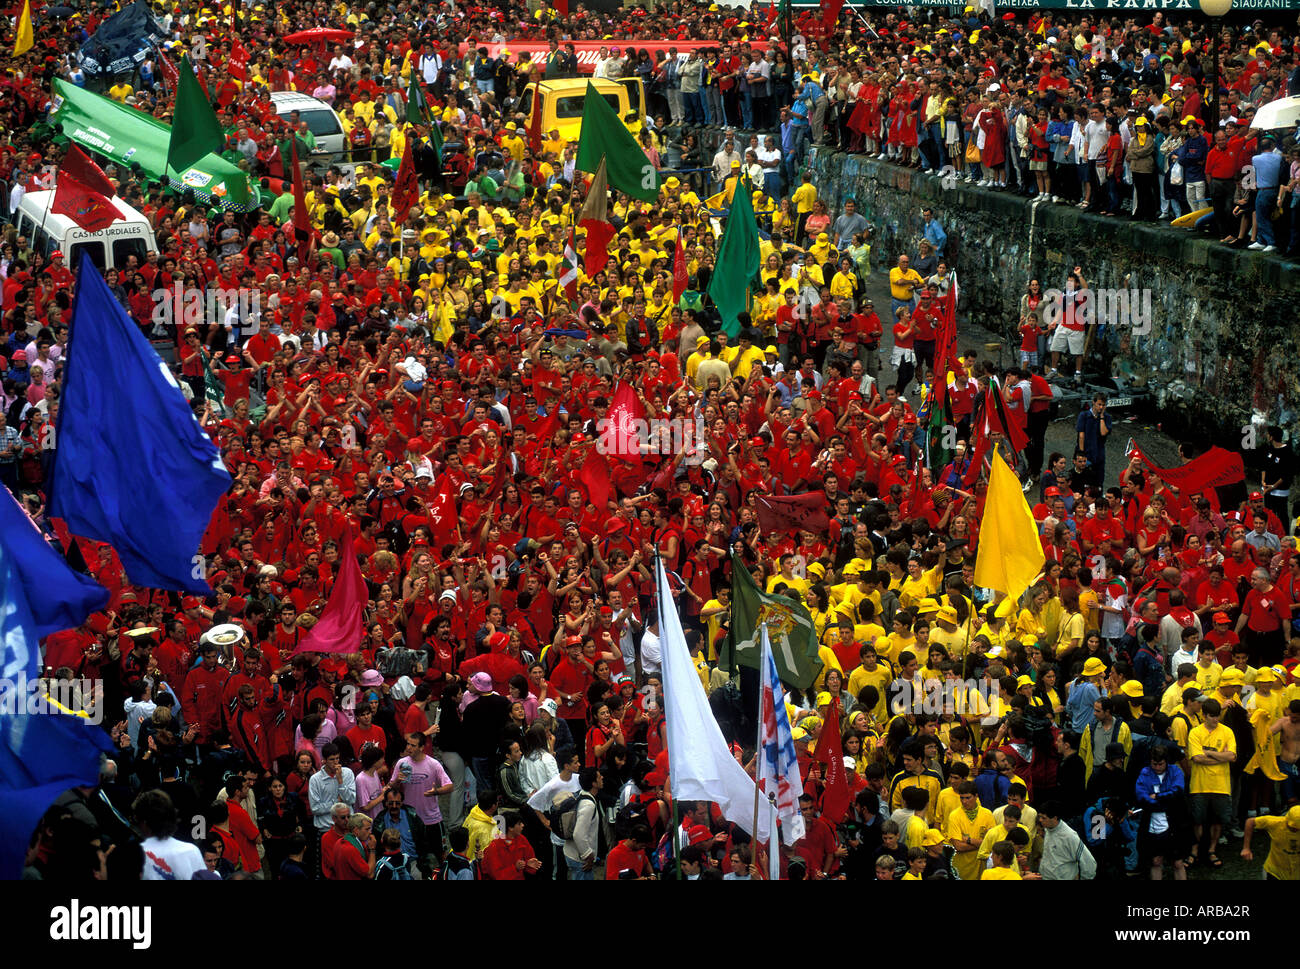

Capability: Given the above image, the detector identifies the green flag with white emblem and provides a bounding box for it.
[719,552,823,690]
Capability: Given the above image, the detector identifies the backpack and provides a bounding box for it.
[548,790,589,841]
[613,798,651,842]
[651,829,676,873]
[438,853,479,880]
[374,853,414,880]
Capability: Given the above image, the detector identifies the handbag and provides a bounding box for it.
[965,141,981,163]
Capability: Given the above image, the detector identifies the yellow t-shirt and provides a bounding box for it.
[981,866,1022,880]
[847,664,893,721]
[946,805,996,882]
[1253,815,1300,881]
[1078,588,1100,634]
[1187,722,1236,795]
[792,182,817,214]
[1194,661,1223,693]
[889,267,924,302]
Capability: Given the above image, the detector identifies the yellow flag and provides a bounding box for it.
[432,296,455,346]
[973,451,1045,604]
[13,0,34,57]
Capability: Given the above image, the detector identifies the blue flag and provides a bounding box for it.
[50,256,231,594]
[0,498,114,880]
[0,488,108,648]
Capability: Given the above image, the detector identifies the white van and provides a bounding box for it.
[11,190,158,272]
[271,91,348,170]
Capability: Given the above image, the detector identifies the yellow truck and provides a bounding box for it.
[522,77,646,146]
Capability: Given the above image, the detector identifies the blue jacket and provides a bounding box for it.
[1174,134,1208,183]
[1066,680,1101,732]
[1134,763,1185,811]
[923,218,947,255]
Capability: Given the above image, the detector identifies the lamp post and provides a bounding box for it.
[1200,0,1233,131]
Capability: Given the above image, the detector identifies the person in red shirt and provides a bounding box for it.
[482,812,541,880]
[1236,567,1291,667]
[549,637,593,739]
[215,776,262,875]
[792,793,841,879]
[1195,563,1239,621]
[332,815,376,879]
[184,641,231,744]
[604,825,654,880]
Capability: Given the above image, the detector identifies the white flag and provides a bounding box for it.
[655,555,758,836]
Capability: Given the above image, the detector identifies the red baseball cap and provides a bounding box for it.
[1213,612,1230,624]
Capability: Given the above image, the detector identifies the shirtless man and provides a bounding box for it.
[1272,700,1300,804]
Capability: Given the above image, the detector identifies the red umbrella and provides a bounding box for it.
[282,27,354,45]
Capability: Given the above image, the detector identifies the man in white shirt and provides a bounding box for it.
[640,612,662,676]
[328,46,354,74]
[525,746,582,878]
[136,789,206,880]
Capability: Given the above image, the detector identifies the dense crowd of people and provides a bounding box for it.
[2,1,1300,881]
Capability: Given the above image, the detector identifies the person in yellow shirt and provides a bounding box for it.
[108,81,134,102]
[881,612,917,667]
[899,557,943,611]
[684,335,711,385]
[1161,664,1199,716]
[847,644,893,722]
[765,554,811,599]
[888,254,924,309]
[981,841,1024,879]
[946,781,996,882]
[1187,697,1237,867]
[1193,642,1223,693]
[930,606,970,659]
[1240,805,1300,880]
[888,740,943,824]
[901,846,928,879]
[791,170,817,225]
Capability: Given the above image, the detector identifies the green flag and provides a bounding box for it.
[924,381,955,473]
[166,55,225,177]
[574,81,660,203]
[407,64,430,125]
[430,119,444,169]
[708,181,761,338]
[719,553,823,690]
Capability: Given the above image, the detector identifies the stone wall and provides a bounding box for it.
[803,147,1300,443]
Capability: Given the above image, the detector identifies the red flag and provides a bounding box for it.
[290,139,311,258]
[427,476,457,548]
[753,493,830,534]
[601,381,644,464]
[577,159,614,277]
[229,40,249,81]
[983,386,1029,455]
[815,698,851,824]
[578,447,612,512]
[1132,445,1245,493]
[52,145,123,233]
[486,447,513,501]
[157,48,179,89]
[527,87,545,156]
[672,226,689,303]
[294,528,367,654]
[555,0,569,16]
[391,135,419,221]
[822,0,846,32]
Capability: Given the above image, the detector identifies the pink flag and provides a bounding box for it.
[294,528,367,654]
